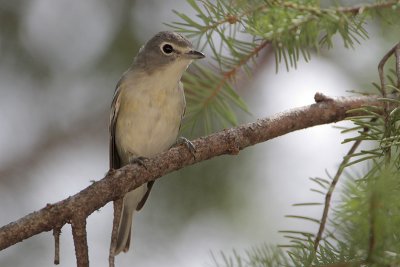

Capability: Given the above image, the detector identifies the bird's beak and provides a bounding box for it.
[185,50,205,59]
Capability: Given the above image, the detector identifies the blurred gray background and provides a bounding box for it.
[0,0,398,266]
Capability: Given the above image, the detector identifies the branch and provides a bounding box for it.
[53,226,61,264]
[108,199,123,267]
[316,261,364,267]
[71,218,89,267]
[201,40,270,108]
[0,93,388,252]
[313,127,366,251]
[283,0,398,14]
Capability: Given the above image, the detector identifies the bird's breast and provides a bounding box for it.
[115,76,185,164]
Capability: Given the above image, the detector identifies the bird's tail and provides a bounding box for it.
[115,203,134,254]
[113,184,148,255]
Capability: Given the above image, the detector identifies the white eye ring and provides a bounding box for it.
[160,43,174,55]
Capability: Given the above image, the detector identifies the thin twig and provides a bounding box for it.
[282,0,397,14]
[71,218,89,267]
[202,40,269,108]
[313,127,368,251]
[109,199,123,267]
[378,43,400,163]
[53,226,62,265]
[315,260,365,267]
[335,0,398,14]
[395,43,400,89]
[199,2,268,33]
[378,44,395,96]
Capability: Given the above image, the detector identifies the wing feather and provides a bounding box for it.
[109,79,124,169]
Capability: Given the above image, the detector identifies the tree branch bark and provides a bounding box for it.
[71,218,89,267]
[0,93,387,252]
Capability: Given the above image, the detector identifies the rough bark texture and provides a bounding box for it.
[71,218,89,267]
[0,94,386,251]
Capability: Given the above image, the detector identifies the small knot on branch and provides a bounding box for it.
[314,92,333,103]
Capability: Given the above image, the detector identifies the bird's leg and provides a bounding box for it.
[175,136,196,158]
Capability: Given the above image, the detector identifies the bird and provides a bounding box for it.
[109,31,205,255]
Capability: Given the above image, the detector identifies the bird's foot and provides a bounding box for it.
[175,136,196,158]
[129,156,148,169]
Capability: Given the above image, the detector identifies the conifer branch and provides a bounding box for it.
[0,93,390,255]
[335,0,399,14]
[201,40,269,108]
[173,0,400,131]
[313,128,366,251]
[282,0,398,14]
[316,261,364,267]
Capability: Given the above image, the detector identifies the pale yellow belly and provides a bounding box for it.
[115,85,184,165]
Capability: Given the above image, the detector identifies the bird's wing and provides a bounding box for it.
[136,181,154,210]
[110,77,154,211]
[109,79,123,169]
[178,81,187,130]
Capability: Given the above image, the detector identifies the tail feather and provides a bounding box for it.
[123,229,132,253]
[114,184,147,255]
[115,206,134,254]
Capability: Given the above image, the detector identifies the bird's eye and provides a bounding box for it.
[162,44,173,54]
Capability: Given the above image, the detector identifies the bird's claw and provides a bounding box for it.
[129,156,148,169]
[176,136,196,158]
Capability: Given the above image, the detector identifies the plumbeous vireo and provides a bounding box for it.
[109,31,205,255]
